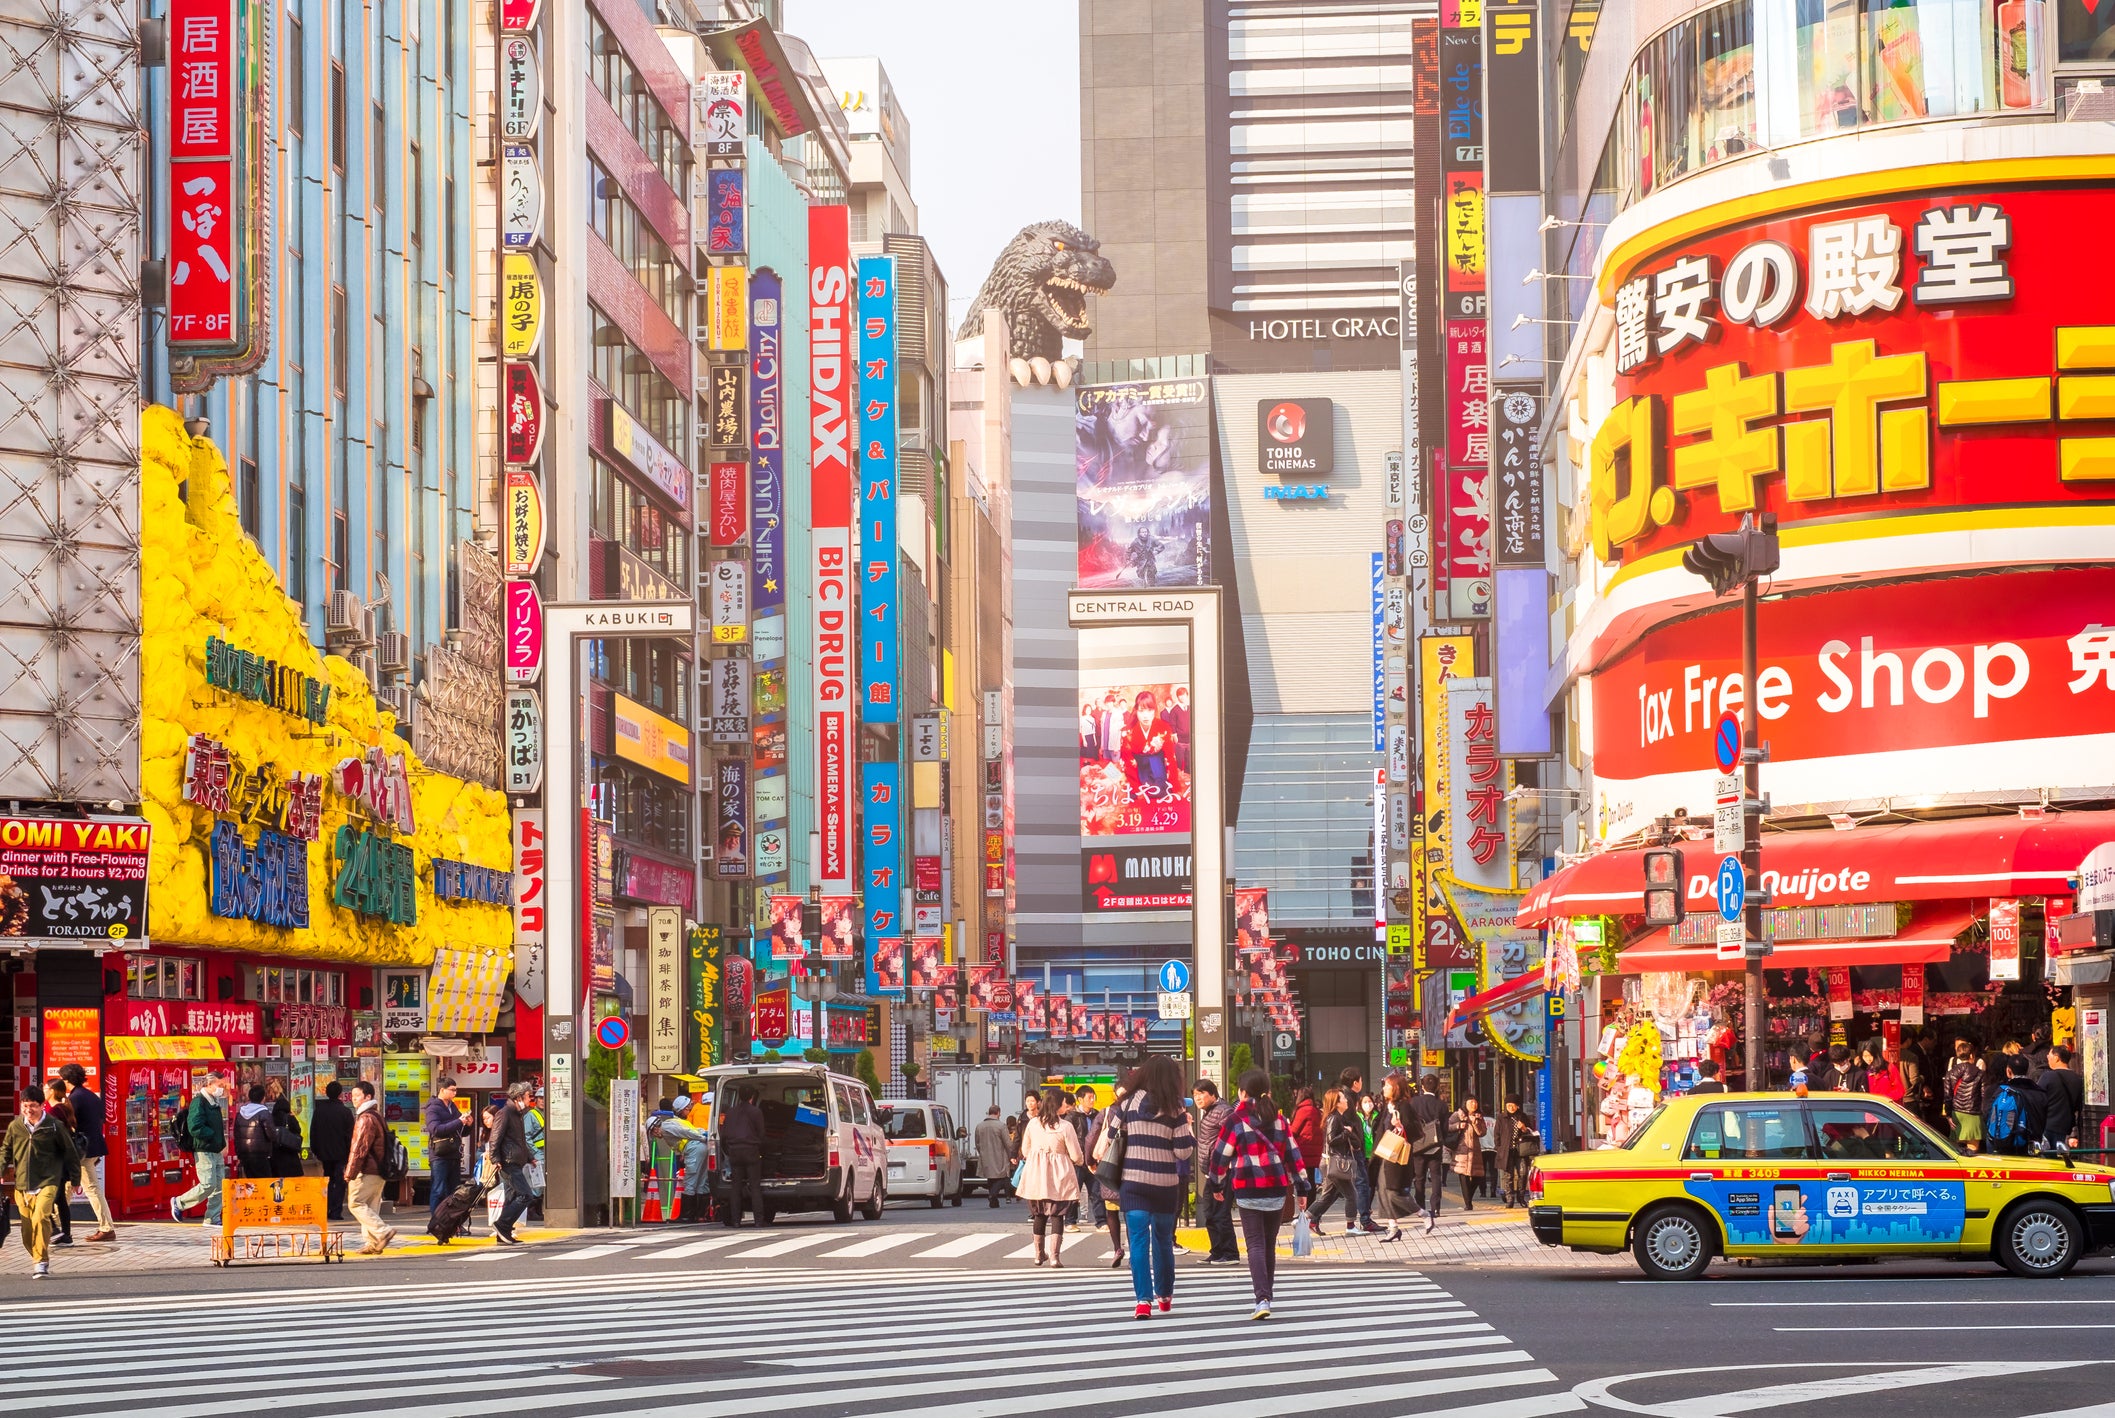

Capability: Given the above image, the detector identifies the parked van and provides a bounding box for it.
[875,1099,965,1208]
[696,1063,888,1223]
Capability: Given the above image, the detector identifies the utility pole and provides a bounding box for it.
[1680,514,1781,1089]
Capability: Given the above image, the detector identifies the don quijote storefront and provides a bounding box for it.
[1530,157,2115,1142]
[18,409,520,1220]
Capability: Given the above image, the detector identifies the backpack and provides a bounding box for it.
[384,1133,411,1183]
[168,1100,198,1153]
[1986,1084,2030,1151]
[235,1110,274,1158]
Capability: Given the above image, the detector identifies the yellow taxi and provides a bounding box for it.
[1528,1091,2115,1280]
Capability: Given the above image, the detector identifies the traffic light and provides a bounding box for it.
[1642,848,1686,926]
[1679,513,1780,595]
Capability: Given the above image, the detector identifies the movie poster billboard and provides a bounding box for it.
[1074,379,1212,589]
[1077,623,1194,914]
[818,895,857,959]
[1017,984,1046,1033]
[872,937,905,994]
[909,937,946,989]
[767,894,803,960]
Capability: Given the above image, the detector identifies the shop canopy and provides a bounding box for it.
[1445,966,1548,1030]
[1611,902,1981,975]
[1517,811,2115,928]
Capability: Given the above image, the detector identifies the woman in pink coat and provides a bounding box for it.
[1016,1086,1084,1266]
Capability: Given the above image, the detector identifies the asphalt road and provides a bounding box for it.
[5,1201,2114,1417]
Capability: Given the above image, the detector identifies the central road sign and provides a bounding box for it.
[1715,855,1746,923]
[1157,959,1192,994]
[595,1015,631,1050]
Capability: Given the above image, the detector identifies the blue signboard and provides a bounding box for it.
[857,255,899,725]
[705,167,745,256]
[1370,553,1386,751]
[1158,959,1191,993]
[749,269,785,620]
[1716,855,1745,922]
[861,761,902,996]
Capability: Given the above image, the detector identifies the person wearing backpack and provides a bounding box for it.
[343,1079,396,1254]
[1942,1039,1990,1152]
[4,1087,82,1278]
[168,1071,231,1226]
[1984,1054,2048,1156]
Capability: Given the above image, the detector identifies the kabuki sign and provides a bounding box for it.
[1593,182,2115,565]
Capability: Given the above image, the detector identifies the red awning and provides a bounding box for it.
[1517,811,2115,927]
[1611,903,1981,975]
[1445,965,1549,1028]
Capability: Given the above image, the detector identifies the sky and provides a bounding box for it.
[788,0,1081,333]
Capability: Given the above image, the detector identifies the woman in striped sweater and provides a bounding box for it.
[1116,1054,1195,1319]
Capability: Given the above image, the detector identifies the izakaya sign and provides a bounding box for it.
[1591,566,2115,837]
[1593,183,2115,565]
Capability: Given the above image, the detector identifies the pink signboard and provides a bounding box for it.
[505,580,544,684]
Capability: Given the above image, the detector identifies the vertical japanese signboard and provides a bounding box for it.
[1440,7,1490,620]
[697,71,746,157]
[511,809,547,1009]
[863,762,902,996]
[646,907,685,1073]
[167,0,266,384]
[809,206,854,885]
[857,255,899,725]
[715,759,748,880]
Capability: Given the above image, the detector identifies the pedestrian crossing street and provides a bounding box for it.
[516,1223,1135,1267]
[0,1265,1589,1418]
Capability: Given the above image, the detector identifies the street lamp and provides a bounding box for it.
[1677,513,1781,1091]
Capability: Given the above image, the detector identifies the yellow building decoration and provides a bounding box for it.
[138,405,513,968]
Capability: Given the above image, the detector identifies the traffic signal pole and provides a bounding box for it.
[1742,573,1765,1092]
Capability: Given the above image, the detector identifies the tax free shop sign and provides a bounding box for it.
[1589,567,2115,835]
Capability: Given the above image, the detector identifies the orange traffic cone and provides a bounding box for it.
[642,1166,664,1223]
[673,1165,688,1223]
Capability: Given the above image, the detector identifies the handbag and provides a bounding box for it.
[1010,1157,1027,1191]
[1092,1110,1126,1190]
[1374,1130,1412,1166]
[1322,1149,1358,1183]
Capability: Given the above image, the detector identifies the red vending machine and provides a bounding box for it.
[105,1062,197,1220]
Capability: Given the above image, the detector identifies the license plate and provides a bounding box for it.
[888,1164,906,1174]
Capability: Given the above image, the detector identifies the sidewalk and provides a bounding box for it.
[1177,1205,1628,1270]
[0,1219,573,1278]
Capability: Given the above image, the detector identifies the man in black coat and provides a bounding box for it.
[2035,1045,2086,1151]
[310,1080,356,1221]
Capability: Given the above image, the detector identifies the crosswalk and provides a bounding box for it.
[0,1265,1587,1418]
[516,1224,1140,1268]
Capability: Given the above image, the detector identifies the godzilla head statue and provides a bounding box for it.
[957,219,1116,383]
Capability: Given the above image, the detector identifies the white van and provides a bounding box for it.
[874,1099,965,1207]
[698,1063,888,1223]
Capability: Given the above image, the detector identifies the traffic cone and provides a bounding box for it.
[642,1166,664,1223]
[673,1165,688,1222]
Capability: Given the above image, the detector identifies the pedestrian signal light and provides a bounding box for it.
[1642,848,1685,926]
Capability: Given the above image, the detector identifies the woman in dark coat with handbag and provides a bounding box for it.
[1370,1074,1419,1241]
[270,1098,307,1178]
[1491,1097,1542,1207]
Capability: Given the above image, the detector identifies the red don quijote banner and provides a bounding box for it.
[810,205,853,884]
[1594,183,2115,566]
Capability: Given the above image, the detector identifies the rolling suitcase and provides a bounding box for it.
[428,1178,485,1244]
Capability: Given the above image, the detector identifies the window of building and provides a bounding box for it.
[330,62,345,171]
[589,307,688,449]
[1233,714,1387,926]
[239,456,261,540]
[1620,0,2046,207]
[286,17,304,136]
[590,455,692,589]
[331,284,348,396]
[373,104,386,212]
[588,159,686,328]
[287,482,307,609]
[127,955,207,1000]
[243,964,347,1006]
[444,177,457,277]
[591,760,692,855]
[331,435,350,593]
[584,11,690,195]
[410,143,423,249]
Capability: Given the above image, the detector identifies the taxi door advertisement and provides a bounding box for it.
[1682,1177,1968,1247]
